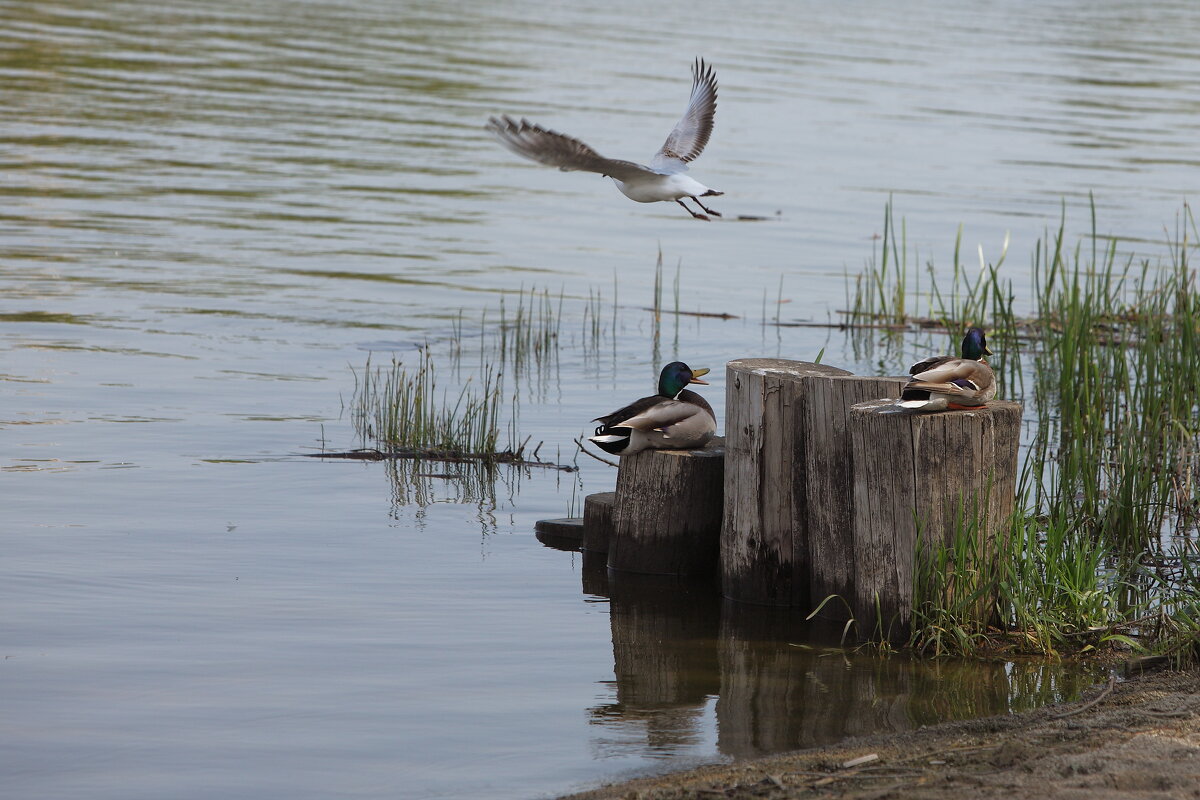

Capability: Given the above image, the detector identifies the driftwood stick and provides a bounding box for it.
[573,436,619,468]
[1052,675,1117,719]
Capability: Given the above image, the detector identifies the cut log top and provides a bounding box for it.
[851,397,1022,420]
[726,358,852,381]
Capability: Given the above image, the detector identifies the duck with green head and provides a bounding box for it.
[588,361,717,456]
[898,327,996,411]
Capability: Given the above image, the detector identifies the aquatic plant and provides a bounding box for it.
[351,348,514,458]
[853,201,1200,661]
[498,285,563,374]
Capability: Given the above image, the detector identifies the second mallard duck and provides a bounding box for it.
[588,361,717,456]
[898,327,996,411]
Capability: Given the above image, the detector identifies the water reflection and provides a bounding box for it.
[589,573,721,758]
[384,457,509,513]
[581,569,1108,760]
[8,0,1200,797]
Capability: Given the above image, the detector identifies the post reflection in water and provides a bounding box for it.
[587,566,721,758]
[581,566,1109,760]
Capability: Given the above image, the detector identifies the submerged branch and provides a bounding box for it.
[305,447,576,471]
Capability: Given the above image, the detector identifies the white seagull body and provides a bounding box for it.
[486,59,723,220]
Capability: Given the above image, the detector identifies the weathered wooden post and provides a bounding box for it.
[533,517,583,550]
[848,399,1021,641]
[582,491,615,554]
[802,370,910,615]
[722,359,906,606]
[607,437,724,578]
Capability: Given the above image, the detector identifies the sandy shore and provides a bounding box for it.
[561,665,1199,800]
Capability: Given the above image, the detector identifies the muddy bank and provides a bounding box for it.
[561,666,1199,800]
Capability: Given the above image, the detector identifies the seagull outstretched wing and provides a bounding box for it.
[486,116,653,182]
[650,58,718,174]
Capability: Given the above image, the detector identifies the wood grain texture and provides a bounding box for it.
[608,437,725,578]
[721,358,905,606]
[849,399,1021,641]
[803,374,907,617]
[582,491,616,554]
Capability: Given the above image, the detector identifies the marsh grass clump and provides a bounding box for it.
[844,200,1016,335]
[352,348,518,459]
[1024,219,1200,551]
[845,200,911,328]
[497,285,563,374]
[860,202,1200,661]
[909,492,1007,657]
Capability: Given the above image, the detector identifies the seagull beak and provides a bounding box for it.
[688,367,710,385]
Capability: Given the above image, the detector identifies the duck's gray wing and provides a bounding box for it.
[486,115,654,181]
[595,396,698,431]
[908,354,954,376]
[650,58,718,174]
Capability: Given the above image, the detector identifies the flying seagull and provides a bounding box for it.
[486,59,723,220]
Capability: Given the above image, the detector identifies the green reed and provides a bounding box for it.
[845,199,1016,334]
[352,348,510,457]
[845,200,910,326]
[910,491,1005,657]
[856,201,1200,660]
[1024,207,1200,552]
[498,285,563,373]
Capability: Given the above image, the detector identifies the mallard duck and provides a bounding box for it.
[486,59,723,221]
[588,361,717,455]
[898,327,996,411]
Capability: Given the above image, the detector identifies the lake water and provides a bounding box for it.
[3,1,1197,798]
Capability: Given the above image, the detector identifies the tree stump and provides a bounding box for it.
[722,359,906,606]
[607,437,725,578]
[803,370,909,616]
[848,399,1021,641]
[582,491,616,554]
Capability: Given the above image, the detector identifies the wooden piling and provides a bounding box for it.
[533,517,583,550]
[848,399,1021,641]
[582,491,616,554]
[607,437,724,578]
[722,359,906,606]
[804,370,909,616]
